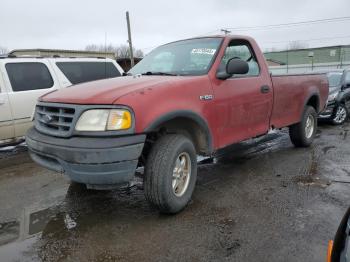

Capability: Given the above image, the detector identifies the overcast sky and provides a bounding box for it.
[1,0,350,53]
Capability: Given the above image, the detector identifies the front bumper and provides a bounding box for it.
[26,127,145,189]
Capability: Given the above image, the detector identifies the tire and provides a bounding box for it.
[289,106,318,147]
[144,134,197,214]
[332,104,348,125]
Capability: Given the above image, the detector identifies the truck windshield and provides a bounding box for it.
[129,38,223,76]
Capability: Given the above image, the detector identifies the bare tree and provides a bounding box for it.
[115,45,130,58]
[0,46,9,55]
[85,44,99,51]
[134,49,144,58]
[85,43,144,58]
[287,41,309,50]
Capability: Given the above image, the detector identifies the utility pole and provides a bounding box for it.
[286,47,289,74]
[308,52,314,71]
[340,48,344,69]
[126,11,135,68]
[220,29,231,35]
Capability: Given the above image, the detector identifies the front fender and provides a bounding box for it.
[144,110,214,154]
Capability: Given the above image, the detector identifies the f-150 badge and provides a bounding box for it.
[199,95,213,101]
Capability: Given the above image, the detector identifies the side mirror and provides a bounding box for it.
[343,73,350,89]
[216,58,249,80]
[342,82,350,90]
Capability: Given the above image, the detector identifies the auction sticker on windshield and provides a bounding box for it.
[191,48,216,55]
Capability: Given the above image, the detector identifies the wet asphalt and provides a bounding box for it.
[0,122,349,262]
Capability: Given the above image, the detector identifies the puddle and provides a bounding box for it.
[0,221,20,246]
[0,205,71,261]
[0,235,39,262]
[0,178,152,261]
[0,142,27,160]
[294,175,330,188]
[309,151,318,176]
[322,146,336,154]
[341,129,348,140]
[215,130,289,164]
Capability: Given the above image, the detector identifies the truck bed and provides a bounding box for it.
[270,73,329,129]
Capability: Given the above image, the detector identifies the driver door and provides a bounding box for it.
[212,39,273,147]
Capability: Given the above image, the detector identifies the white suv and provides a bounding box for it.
[0,57,124,145]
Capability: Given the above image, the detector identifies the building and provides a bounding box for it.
[264,45,350,74]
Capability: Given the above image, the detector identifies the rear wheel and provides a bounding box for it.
[289,106,318,147]
[332,104,348,125]
[144,134,197,214]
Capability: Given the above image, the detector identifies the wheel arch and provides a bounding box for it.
[144,110,214,155]
[337,91,350,108]
[304,93,320,113]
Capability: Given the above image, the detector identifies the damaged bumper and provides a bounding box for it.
[26,127,145,189]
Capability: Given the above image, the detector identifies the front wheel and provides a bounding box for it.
[332,104,348,125]
[289,106,318,147]
[144,134,197,214]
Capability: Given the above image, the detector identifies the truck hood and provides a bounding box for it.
[40,76,174,104]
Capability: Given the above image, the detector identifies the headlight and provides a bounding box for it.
[75,109,132,131]
[328,91,339,102]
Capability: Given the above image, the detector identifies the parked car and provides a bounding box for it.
[327,207,350,262]
[0,57,124,145]
[319,69,350,125]
[26,35,328,213]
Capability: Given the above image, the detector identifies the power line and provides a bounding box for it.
[225,16,350,31]
[199,16,350,35]
[261,35,350,45]
[144,17,350,53]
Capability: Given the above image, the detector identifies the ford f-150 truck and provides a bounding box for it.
[26,35,328,214]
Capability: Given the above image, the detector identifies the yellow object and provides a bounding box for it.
[327,240,333,262]
[107,110,132,130]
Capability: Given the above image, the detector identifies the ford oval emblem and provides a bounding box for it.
[42,114,53,124]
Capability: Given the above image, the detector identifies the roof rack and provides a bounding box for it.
[8,48,116,60]
[0,54,113,59]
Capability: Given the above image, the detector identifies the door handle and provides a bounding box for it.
[260,85,270,94]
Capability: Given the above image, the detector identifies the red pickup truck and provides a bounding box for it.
[26,35,328,213]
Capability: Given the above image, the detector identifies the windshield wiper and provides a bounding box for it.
[141,71,177,76]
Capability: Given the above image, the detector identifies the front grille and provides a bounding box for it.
[35,103,77,137]
[34,102,134,138]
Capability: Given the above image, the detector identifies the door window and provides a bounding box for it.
[219,41,260,77]
[6,63,54,92]
[345,72,350,87]
[56,62,121,85]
